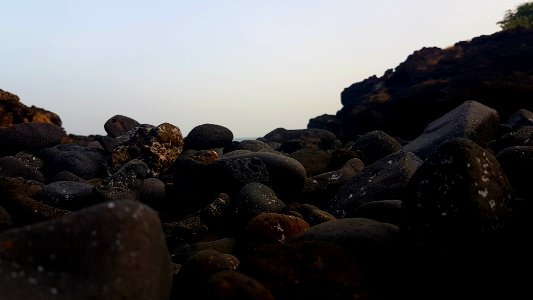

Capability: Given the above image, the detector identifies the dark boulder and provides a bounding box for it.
[104,114,140,138]
[184,123,233,150]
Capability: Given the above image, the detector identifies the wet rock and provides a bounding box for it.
[39,144,107,180]
[39,181,96,211]
[184,123,233,150]
[0,156,45,183]
[404,100,499,159]
[112,123,184,175]
[0,123,66,156]
[403,138,513,251]
[104,114,140,138]
[327,151,422,218]
[351,130,402,165]
[0,201,172,300]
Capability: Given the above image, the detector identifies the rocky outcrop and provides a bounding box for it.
[0,89,62,128]
[310,28,533,141]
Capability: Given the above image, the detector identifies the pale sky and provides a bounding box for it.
[0,1,525,138]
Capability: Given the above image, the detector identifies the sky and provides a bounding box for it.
[0,0,526,138]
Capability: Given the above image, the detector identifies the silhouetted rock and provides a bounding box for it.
[0,123,66,156]
[185,123,234,150]
[104,114,140,137]
[314,28,533,141]
[351,130,402,165]
[39,144,107,180]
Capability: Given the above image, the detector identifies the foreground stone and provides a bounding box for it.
[0,201,172,300]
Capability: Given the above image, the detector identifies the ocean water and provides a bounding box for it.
[233,137,259,142]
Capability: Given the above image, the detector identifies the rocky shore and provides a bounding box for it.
[2,28,533,300]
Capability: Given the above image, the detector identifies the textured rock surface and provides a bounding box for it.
[0,201,172,300]
[404,101,499,159]
[0,123,66,156]
[0,89,62,127]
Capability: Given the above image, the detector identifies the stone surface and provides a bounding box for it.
[0,201,172,300]
[104,114,140,138]
[39,181,96,211]
[326,151,421,218]
[0,156,45,183]
[203,271,275,300]
[403,138,513,251]
[184,123,233,150]
[0,89,62,127]
[112,123,184,175]
[233,183,286,224]
[0,123,66,156]
[404,101,499,159]
[496,146,533,200]
[244,213,310,245]
[351,130,402,165]
[289,148,331,177]
[262,128,337,151]
[351,200,403,226]
[507,108,533,129]
[0,206,13,232]
[39,144,107,180]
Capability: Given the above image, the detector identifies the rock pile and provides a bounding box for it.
[2,28,533,300]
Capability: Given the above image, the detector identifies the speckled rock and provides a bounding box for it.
[0,156,45,183]
[13,152,44,171]
[184,123,233,150]
[112,122,184,175]
[404,100,499,159]
[104,114,140,138]
[212,156,270,195]
[39,181,96,211]
[327,151,422,218]
[0,200,172,300]
[0,123,66,156]
[403,138,513,251]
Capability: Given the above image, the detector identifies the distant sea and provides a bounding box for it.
[234,137,259,142]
